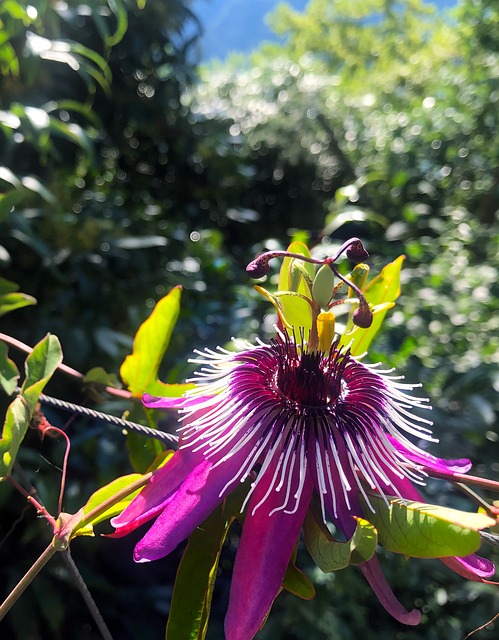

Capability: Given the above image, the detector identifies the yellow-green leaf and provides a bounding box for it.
[21,334,63,415]
[0,341,19,395]
[0,396,30,479]
[341,255,404,355]
[282,558,316,600]
[120,286,182,397]
[364,496,496,558]
[304,510,377,571]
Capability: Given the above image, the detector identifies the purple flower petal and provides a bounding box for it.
[133,437,261,562]
[142,393,184,409]
[133,458,214,561]
[387,435,472,475]
[360,555,421,625]
[111,448,199,537]
[440,554,496,582]
[307,430,361,539]
[225,450,314,640]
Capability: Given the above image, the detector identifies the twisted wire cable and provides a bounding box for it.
[19,389,179,445]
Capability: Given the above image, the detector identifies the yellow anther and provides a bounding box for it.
[317,311,336,353]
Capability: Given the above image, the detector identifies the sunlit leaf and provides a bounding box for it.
[278,241,314,291]
[363,496,496,558]
[106,0,129,47]
[277,241,314,335]
[304,510,377,571]
[0,341,19,395]
[341,255,404,355]
[324,206,388,235]
[120,286,185,397]
[0,291,37,317]
[0,166,22,189]
[49,119,95,156]
[21,334,63,415]
[0,396,30,479]
[79,473,146,529]
[20,175,56,203]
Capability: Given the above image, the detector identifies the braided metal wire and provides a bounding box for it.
[33,391,179,444]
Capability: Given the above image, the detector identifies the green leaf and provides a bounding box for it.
[0,277,19,295]
[106,0,129,47]
[142,379,193,398]
[0,334,62,477]
[166,484,248,640]
[20,334,63,415]
[78,472,145,531]
[0,278,36,316]
[83,366,123,390]
[363,496,496,558]
[120,286,184,397]
[304,510,377,571]
[126,430,165,474]
[276,241,314,335]
[0,291,37,317]
[20,175,56,203]
[341,255,404,355]
[0,341,19,395]
[282,558,315,600]
[57,452,172,542]
[0,395,30,479]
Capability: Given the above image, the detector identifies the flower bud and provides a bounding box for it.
[346,239,369,264]
[246,255,271,278]
[312,264,335,308]
[353,303,373,328]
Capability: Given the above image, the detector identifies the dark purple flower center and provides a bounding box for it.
[272,338,349,409]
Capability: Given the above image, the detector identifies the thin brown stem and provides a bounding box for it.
[455,482,499,517]
[6,475,57,532]
[42,426,71,516]
[424,468,499,493]
[0,543,57,620]
[0,331,132,400]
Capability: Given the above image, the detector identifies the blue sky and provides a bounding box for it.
[192,0,458,61]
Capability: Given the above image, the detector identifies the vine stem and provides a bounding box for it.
[0,332,132,400]
[424,467,499,493]
[7,475,58,532]
[40,425,71,516]
[0,543,57,621]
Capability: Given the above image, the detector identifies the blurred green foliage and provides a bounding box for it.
[0,0,497,638]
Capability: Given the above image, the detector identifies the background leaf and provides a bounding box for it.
[0,278,36,317]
